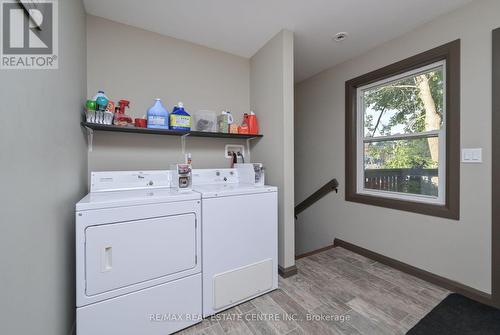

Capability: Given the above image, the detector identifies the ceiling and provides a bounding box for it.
[83,0,473,82]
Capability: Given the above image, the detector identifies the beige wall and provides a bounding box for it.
[251,30,295,269]
[87,15,250,172]
[295,0,500,293]
[0,1,88,334]
[87,17,295,270]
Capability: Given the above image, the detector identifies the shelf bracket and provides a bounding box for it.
[246,137,257,162]
[180,133,190,155]
[85,126,94,153]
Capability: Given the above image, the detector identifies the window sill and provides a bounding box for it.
[346,192,459,220]
[358,189,444,205]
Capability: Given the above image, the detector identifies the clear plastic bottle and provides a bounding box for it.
[92,90,109,101]
[93,90,109,111]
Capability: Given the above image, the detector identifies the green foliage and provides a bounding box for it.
[363,69,443,169]
[366,138,436,169]
[385,141,435,169]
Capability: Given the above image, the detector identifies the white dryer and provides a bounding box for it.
[75,171,202,335]
[192,168,278,317]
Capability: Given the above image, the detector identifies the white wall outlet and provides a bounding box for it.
[225,144,245,159]
[461,148,482,163]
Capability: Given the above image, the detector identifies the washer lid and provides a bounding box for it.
[193,183,277,198]
[76,188,200,211]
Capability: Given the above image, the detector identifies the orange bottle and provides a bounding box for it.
[238,114,249,134]
[248,111,259,135]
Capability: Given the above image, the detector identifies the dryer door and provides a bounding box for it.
[85,214,197,296]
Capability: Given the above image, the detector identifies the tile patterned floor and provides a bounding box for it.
[176,247,449,335]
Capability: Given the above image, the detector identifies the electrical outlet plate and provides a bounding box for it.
[225,144,245,158]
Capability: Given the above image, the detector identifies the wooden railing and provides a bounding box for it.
[295,178,339,218]
[364,168,438,194]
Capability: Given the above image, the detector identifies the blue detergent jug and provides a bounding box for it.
[147,99,169,129]
[170,102,191,131]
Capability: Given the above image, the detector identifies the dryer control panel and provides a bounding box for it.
[192,169,239,186]
[90,170,172,192]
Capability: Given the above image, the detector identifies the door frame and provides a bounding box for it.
[492,27,500,307]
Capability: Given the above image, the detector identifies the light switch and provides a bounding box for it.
[461,148,482,163]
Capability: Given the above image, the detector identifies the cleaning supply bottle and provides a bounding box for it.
[114,99,133,126]
[93,90,109,111]
[92,90,109,101]
[226,111,234,125]
[238,113,249,134]
[170,102,191,131]
[248,111,259,134]
[147,98,169,129]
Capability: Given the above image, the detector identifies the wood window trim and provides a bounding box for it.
[345,40,460,220]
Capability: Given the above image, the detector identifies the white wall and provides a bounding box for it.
[87,15,251,171]
[0,1,87,334]
[295,0,500,293]
[251,30,295,269]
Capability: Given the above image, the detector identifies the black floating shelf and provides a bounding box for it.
[81,122,263,140]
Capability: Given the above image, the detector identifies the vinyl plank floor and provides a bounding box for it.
[176,247,449,335]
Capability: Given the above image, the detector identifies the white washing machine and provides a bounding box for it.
[75,171,202,335]
[192,168,278,317]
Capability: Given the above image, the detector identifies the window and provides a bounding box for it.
[359,61,446,203]
[346,41,460,219]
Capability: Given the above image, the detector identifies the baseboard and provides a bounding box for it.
[296,243,335,260]
[333,238,493,306]
[278,265,298,278]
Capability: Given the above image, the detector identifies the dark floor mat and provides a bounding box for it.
[407,293,500,335]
